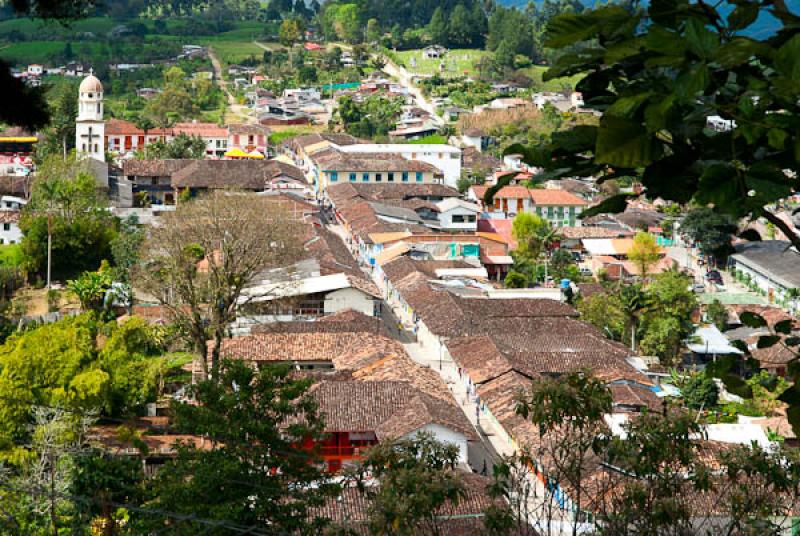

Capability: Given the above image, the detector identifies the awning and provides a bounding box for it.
[224,148,249,158]
[687,325,743,355]
[247,150,265,159]
[480,255,514,265]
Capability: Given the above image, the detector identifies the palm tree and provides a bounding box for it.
[619,283,646,351]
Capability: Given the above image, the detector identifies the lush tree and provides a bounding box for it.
[549,247,577,281]
[520,1,800,250]
[334,94,402,139]
[618,282,646,351]
[140,133,208,160]
[110,214,144,285]
[510,372,612,535]
[20,156,117,282]
[639,270,698,363]
[136,192,304,378]
[140,360,336,534]
[365,17,381,43]
[352,433,466,535]
[487,7,534,58]
[627,231,661,278]
[279,17,302,46]
[429,7,449,46]
[675,370,719,410]
[0,314,177,451]
[504,270,528,289]
[577,290,626,341]
[680,207,738,257]
[511,213,556,262]
[68,267,113,313]
[448,4,474,47]
[39,80,79,159]
[705,299,728,331]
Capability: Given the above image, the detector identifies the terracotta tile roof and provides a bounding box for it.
[310,380,476,440]
[449,318,644,385]
[219,331,399,363]
[609,382,662,411]
[728,305,796,328]
[749,335,797,365]
[559,226,633,239]
[283,133,364,151]
[471,185,588,206]
[227,123,270,136]
[316,150,440,173]
[122,158,195,177]
[250,309,387,336]
[171,121,228,138]
[311,472,499,534]
[172,159,305,189]
[328,183,459,205]
[299,224,381,297]
[105,119,230,138]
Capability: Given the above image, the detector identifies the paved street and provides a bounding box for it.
[325,220,580,533]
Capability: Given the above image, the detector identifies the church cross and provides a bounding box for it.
[81,126,99,145]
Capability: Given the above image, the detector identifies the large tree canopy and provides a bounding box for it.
[509,0,800,248]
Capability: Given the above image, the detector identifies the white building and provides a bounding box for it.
[27,64,43,77]
[435,198,480,231]
[339,143,461,188]
[0,209,22,245]
[730,240,800,313]
[75,74,105,161]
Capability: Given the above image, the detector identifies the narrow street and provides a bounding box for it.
[207,46,255,124]
[325,220,578,533]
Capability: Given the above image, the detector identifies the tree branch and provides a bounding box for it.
[760,209,800,251]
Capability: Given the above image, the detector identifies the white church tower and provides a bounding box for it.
[75,74,105,161]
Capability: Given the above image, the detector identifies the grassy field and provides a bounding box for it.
[0,244,22,268]
[394,48,487,78]
[0,41,106,65]
[268,125,325,145]
[206,40,265,67]
[522,65,584,91]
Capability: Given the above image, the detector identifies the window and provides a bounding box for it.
[82,143,86,151]
[452,214,476,223]
[330,171,338,182]
[450,153,459,159]
[362,173,369,182]
[375,173,382,182]
[2,224,9,231]
[349,173,356,182]
[388,172,394,182]
[402,171,409,182]
[569,207,576,216]
[416,172,423,182]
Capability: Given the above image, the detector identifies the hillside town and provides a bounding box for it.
[0,0,799,534]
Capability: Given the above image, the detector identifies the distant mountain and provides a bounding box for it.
[495,0,799,39]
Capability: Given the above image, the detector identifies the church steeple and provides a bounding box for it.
[75,72,105,160]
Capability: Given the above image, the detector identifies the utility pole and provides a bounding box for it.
[46,214,53,289]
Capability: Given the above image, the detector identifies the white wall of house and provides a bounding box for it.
[339,144,462,188]
[438,206,478,231]
[0,222,23,244]
[404,424,468,464]
[460,134,483,152]
[324,287,374,316]
[732,259,798,313]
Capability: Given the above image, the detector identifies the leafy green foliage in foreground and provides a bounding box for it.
[512,0,800,248]
[0,314,181,455]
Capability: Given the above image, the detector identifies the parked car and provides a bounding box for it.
[706,270,723,284]
[690,282,706,293]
